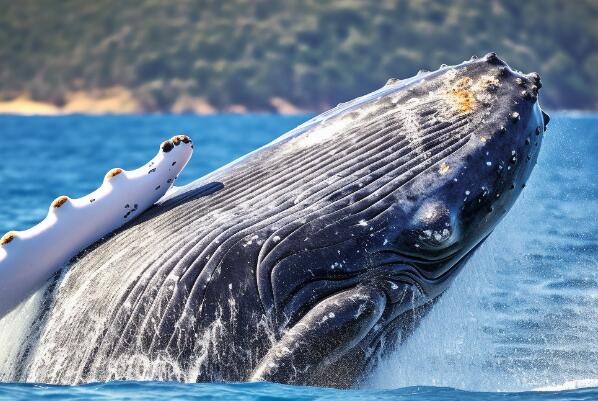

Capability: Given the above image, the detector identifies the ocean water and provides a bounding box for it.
[0,113,596,400]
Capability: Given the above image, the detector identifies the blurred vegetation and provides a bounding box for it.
[0,0,597,111]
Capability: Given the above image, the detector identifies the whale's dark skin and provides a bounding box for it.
[20,54,549,387]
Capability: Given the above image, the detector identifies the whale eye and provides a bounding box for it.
[408,201,459,251]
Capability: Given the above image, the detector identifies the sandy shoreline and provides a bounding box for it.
[0,88,308,116]
[2,91,587,116]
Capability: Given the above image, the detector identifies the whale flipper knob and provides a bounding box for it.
[105,168,124,181]
[172,134,191,145]
[0,232,17,246]
[161,140,174,152]
[51,195,70,208]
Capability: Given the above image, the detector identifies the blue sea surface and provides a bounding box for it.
[1,381,598,401]
[0,113,596,400]
[0,114,308,231]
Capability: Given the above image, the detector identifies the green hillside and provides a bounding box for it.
[1,0,597,111]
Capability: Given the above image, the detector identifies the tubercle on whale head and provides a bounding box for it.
[268,54,548,308]
[381,53,547,288]
[483,52,503,65]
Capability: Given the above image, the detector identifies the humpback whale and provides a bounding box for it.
[5,54,549,388]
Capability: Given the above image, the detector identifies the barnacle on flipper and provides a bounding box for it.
[105,168,124,181]
[0,231,17,246]
[161,140,174,152]
[172,134,191,145]
[52,195,70,208]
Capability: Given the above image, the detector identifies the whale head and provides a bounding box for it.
[374,53,549,296]
[254,53,550,327]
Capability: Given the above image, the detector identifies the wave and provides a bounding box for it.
[1,381,598,401]
[534,379,598,391]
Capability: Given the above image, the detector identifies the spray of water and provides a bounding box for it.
[368,119,598,391]
[0,284,48,381]
[366,237,519,391]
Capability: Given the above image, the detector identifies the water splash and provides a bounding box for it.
[367,238,501,390]
[367,115,598,391]
[0,284,48,381]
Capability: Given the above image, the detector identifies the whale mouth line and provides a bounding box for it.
[378,246,460,265]
[374,247,462,282]
[373,236,487,287]
[277,237,486,327]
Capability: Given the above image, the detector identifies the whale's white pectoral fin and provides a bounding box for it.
[0,135,193,320]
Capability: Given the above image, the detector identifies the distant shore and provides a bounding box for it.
[0,89,592,116]
[0,87,309,116]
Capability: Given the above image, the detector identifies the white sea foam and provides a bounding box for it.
[366,239,500,391]
[0,283,48,381]
[534,379,598,391]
